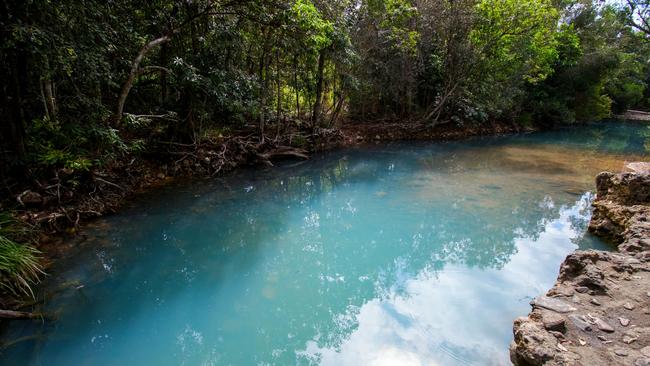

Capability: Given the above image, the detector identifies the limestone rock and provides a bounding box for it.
[532,296,577,313]
[511,170,650,366]
[542,312,567,332]
[568,314,592,332]
[592,317,615,333]
[510,317,558,366]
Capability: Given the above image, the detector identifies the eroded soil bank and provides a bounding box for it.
[510,169,650,366]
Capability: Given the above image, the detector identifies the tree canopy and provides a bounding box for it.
[0,0,648,179]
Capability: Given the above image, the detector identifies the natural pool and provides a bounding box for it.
[2,121,649,365]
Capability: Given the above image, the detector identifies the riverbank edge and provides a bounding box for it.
[510,170,650,365]
[0,120,527,311]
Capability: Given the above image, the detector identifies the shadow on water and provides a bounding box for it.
[0,121,646,365]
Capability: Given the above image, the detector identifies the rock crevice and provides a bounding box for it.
[510,169,650,366]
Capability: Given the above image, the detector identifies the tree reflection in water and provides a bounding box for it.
[1,122,646,366]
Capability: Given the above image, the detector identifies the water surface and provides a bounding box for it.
[2,121,649,365]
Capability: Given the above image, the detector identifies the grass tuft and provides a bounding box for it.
[0,212,43,298]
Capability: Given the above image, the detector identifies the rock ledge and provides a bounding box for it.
[510,169,650,366]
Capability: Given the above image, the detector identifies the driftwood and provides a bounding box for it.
[0,309,45,320]
[257,146,309,167]
[258,146,309,160]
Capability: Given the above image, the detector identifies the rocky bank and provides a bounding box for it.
[510,169,650,365]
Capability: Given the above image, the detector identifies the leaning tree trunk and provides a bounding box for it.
[113,36,170,126]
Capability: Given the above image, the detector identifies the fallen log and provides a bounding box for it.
[256,147,310,167]
[0,309,44,320]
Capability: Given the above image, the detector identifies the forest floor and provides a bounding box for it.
[0,120,525,311]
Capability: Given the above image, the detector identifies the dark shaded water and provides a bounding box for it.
[2,122,649,365]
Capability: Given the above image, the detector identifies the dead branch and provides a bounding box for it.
[0,309,45,320]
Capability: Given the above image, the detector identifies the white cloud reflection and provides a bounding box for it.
[298,196,592,366]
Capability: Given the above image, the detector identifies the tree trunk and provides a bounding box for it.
[276,50,281,122]
[258,28,273,137]
[328,93,345,127]
[159,42,170,106]
[43,78,56,119]
[5,48,28,160]
[294,55,300,118]
[311,50,326,129]
[113,35,170,126]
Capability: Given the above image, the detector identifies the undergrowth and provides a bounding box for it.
[0,213,43,298]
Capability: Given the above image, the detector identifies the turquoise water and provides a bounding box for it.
[2,122,649,365]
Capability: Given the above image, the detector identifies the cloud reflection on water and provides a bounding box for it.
[299,195,594,366]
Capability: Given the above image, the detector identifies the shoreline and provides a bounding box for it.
[0,119,526,314]
[8,120,526,265]
[1,120,647,362]
[510,169,650,365]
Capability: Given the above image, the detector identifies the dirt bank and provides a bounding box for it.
[510,168,650,366]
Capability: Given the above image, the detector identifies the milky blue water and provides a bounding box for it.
[2,122,649,365]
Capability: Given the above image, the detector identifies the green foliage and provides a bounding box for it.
[0,0,648,188]
[381,0,420,55]
[0,213,42,297]
[26,118,133,173]
[473,0,559,84]
[519,2,649,125]
[291,0,335,50]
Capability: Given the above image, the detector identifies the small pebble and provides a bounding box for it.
[557,343,568,352]
[598,335,608,341]
[578,338,586,346]
[623,336,638,344]
[625,303,636,310]
[595,318,615,333]
[575,286,589,293]
[615,349,629,357]
[591,298,601,306]
[619,317,630,327]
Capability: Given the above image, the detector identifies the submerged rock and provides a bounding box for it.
[510,169,650,366]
